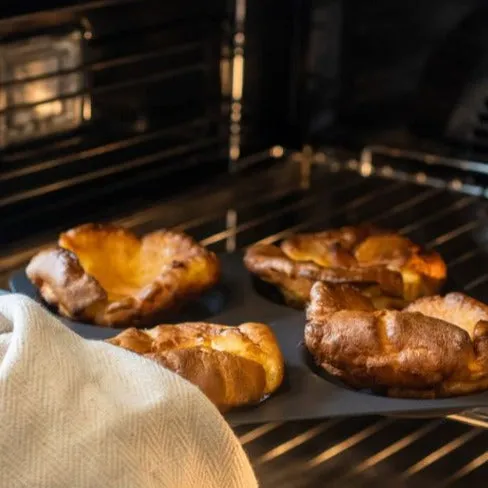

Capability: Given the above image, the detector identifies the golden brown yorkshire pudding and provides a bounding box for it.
[305,282,488,398]
[26,224,220,327]
[244,224,446,309]
[108,321,285,411]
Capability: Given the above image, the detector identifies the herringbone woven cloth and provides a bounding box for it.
[0,294,258,488]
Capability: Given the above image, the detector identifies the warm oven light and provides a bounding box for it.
[20,62,63,118]
[0,30,90,148]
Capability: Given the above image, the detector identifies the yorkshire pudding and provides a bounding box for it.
[305,282,488,398]
[108,321,285,411]
[26,224,220,327]
[244,224,446,309]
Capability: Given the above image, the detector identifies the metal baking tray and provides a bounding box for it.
[9,252,488,425]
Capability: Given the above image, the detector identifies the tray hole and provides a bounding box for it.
[251,275,304,309]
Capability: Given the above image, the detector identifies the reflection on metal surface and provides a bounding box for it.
[362,144,488,176]
[0,117,209,182]
[352,145,487,197]
[369,187,442,224]
[438,450,488,487]
[231,53,244,102]
[401,428,483,479]
[341,419,444,479]
[229,0,246,164]
[256,420,342,465]
[448,411,488,427]
[307,418,394,468]
[220,51,231,97]
[448,249,481,268]
[270,145,285,158]
[81,17,93,41]
[398,197,475,236]
[416,172,427,184]
[239,422,283,445]
[428,221,478,247]
[0,137,222,208]
[465,274,488,292]
[359,160,373,177]
[225,209,237,253]
[299,146,313,189]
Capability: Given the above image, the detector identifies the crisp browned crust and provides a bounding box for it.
[305,282,488,398]
[26,224,220,327]
[244,224,446,308]
[107,321,285,411]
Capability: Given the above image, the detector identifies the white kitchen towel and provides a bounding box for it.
[0,294,258,488]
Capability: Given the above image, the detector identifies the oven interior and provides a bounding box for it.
[1,1,488,486]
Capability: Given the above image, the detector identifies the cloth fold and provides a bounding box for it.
[0,294,257,488]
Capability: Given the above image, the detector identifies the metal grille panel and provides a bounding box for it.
[0,0,230,240]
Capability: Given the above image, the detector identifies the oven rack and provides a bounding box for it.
[1,146,488,486]
[237,416,488,488]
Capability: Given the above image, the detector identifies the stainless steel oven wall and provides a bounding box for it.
[304,0,486,148]
[0,1,230,249]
